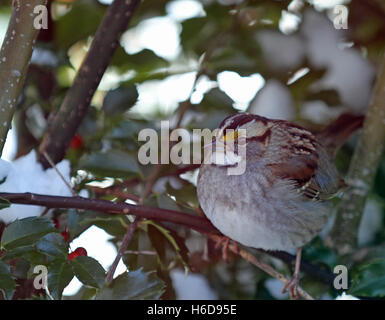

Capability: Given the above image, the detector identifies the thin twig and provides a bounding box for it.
[88,185,140,203]
[43,151,77,197]
[106,218,139,284]
[106,161,163,283]
[124,250,157,255]
[208,234,314,300]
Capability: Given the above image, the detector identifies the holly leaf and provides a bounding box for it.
[349,259,385,297]
[166,181,199,210]
[107,120,155,141]
[36,233,68,259]
[96,269,164,300]
[1,217,56,250]
[71,256,106,289]
[111,48,169,74]
[199,87,235,111]
[83,216,127,238]
[55,1,105,49]
[79,150,141,179]
[0,260,15,300]
[48,260,75,300]
[0,197,10,210]
[102,86,138,116]
[142,220,189,271]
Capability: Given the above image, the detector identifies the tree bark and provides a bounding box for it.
[0,0,47,154]
[38,0,140,168]
[326,53,385,254]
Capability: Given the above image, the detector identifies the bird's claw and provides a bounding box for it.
[214,236,238,262]
[282,273,300,299]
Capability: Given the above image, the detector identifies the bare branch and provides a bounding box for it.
[0,192,218,234]
[0,0,47,154]
[209,234,314,300]
[106,217,139,284]
[38,0,140,168]
[0,191,335,288]
[327,53,385,254]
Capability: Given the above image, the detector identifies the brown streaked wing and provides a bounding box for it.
[266,121,322,200]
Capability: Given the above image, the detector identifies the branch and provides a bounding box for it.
[326,53,385,254]
[0,192,217,234]
[106,217,139,284]
[265,250,335,286]
[0,0,47,154]
[0,191,335,288]
[38,0,140,168]
[208,235,314,300]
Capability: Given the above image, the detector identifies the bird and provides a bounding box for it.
[197,112,364,298]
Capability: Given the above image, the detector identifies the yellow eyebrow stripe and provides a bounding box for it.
[222,130,238,142]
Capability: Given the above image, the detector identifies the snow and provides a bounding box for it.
[217,71,265,111]
[301,9,374,111]
[0,150,72,224]
[253,9,374,122]
[264,278,289,299]
[31,48,58,67]
[121,16,181,61]
[248,79,295,120]
[301,100,345,124]
[335,292,359,300]
[166,0,206,22]
[256,30,305,71]
[170,269,218,300]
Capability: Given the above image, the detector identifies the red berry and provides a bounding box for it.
[74,247,87,256]
[69,134,83,149]
[68,247,87,260]
[61,231,69,242]
[53,218,59,230]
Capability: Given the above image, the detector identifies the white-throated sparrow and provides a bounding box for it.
[197,112,363,298]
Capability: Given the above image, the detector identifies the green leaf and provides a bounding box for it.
[156,194,182,212]
[102,86,138,116]
[1,245,36,260]
[0,197,10,210]
[209,47,262,76]
[1,217,57,250]
[12,258,30,279]
[142,221,180,255]
[79,150,141,179]
[48,260,75,300]
[111,48,169,74]
[107,120,155,140]
[166,181,199,210]
[0,260,15,300]
[189,110,232,130]
[71,256,106,289]
[66,210,79,241]
[83,216,127,238]
[349,259,385,297]
[143,220,189,271]
[199,88,235,111]
[36,233,68,258]
[55,1,105,49]
[96,269,164,300]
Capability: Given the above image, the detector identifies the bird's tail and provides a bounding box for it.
[316,113,364,156]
